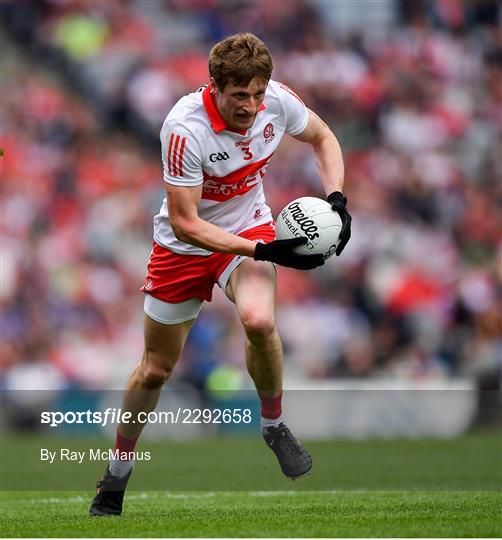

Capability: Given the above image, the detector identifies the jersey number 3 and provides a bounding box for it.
[241,147,253,161]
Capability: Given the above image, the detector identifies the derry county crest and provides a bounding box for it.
[263,123,275,143]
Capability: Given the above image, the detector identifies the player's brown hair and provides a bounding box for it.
[208,33,274,91]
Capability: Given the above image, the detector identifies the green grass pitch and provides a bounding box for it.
[1,432,501,537]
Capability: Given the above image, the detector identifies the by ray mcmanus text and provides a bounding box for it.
[40,448,151,464]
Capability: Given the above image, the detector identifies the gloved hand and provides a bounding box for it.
[327,191,352,256]
[254,237,325,270]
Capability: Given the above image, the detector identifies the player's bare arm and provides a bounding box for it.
[166,183,258,257]
[167,182,324,270]
[294,108,344,196]
[295,109,351,255]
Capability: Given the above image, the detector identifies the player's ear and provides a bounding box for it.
[209,77,218,95]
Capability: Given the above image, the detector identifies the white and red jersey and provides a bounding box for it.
[153,79,309,255]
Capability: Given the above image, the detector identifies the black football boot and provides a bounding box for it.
[263,422,312,479]
[89,466,132,516]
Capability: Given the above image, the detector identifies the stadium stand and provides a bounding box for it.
[1,0,500,395]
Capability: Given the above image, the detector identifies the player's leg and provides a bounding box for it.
[226,259,282,398]
[225,258,312,479]
[117,313,194,440]
[89,296,200,516]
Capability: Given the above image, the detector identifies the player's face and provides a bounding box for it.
[211,78,267,130]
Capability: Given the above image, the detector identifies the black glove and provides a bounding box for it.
[254,237,325,270]
[327,191,352,256]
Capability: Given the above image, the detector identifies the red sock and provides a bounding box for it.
[259,390,283,420]
[114,430,138,457]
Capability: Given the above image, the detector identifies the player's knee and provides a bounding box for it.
[141,364,171,389]
[240,309,276,341]
[140,354,173,389]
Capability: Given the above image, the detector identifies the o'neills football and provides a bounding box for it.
[275,197,343,260]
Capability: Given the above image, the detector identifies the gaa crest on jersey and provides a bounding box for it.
[263,123,275,143]
[210,152,230,162]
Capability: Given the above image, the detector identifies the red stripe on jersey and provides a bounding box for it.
[278,83,304,105]
[178,137,186,177]
[171,135,181,177]
[201,153,273,202]
[167,133,175,176]
[203,154,272,185]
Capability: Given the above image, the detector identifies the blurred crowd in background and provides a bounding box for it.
[1,0,501,391]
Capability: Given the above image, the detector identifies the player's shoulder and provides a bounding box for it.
[161,85,209,138]
[266,80,305,105]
